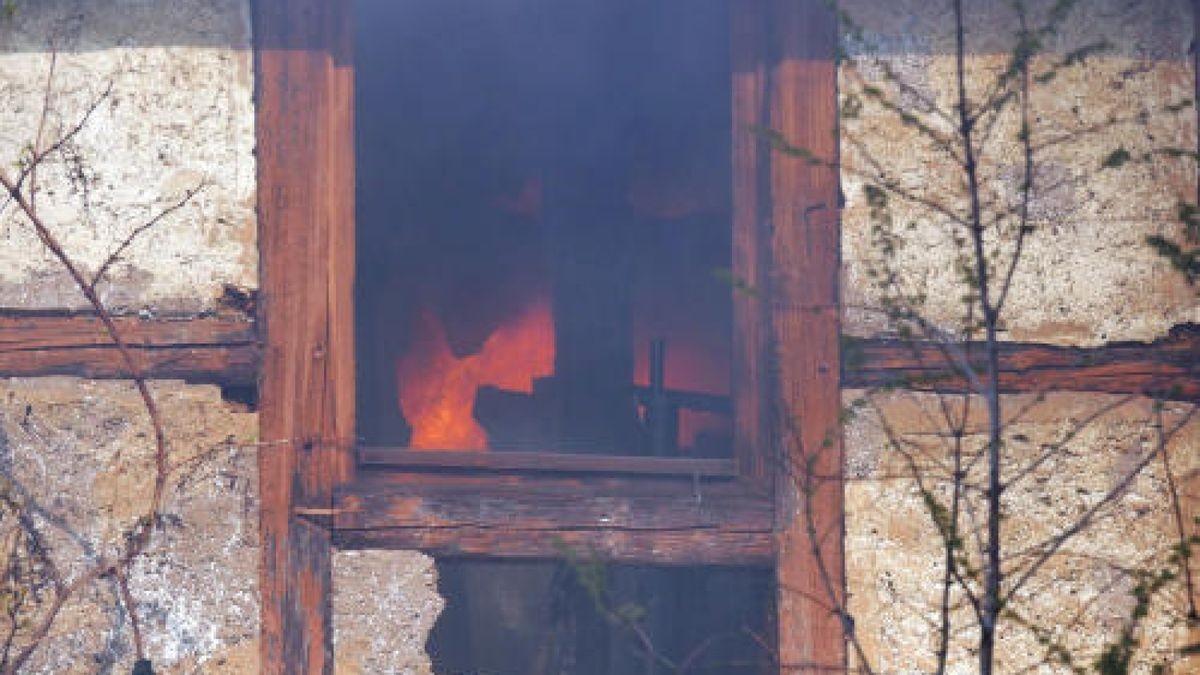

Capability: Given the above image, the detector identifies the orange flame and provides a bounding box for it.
[397,300,554,449]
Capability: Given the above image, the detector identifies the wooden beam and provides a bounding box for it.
[255,0,356,672]
[333,527,774,566]
[767,1,846,672]
[732,0,773,489]
[328,472,775,566]
[0,312,257,386]
[359,448,736,477]
[844,324,1200,402]
[1,310,1191,405]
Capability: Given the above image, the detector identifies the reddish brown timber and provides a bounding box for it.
[358,448,736,478]
[330,472,771,531]
[325,471,774,565]
[333,526,775,566]
[0,312,257,386]
[844,324,1200,402]
[766,0,846,671]
[255,0,356,671]
[731,0,772,489]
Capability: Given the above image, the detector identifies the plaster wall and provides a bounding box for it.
[839,0,1199,346]
[0,378,259,673]
[0,0,1197,673]
[837,0,1200,671]
[0,1,441,672]
[0,0,256,314]
[844,389,1199,672]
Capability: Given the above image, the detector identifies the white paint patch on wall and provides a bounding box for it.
[333,550,445,675]
[0,0,256,313]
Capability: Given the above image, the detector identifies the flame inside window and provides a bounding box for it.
[397,301,554,449]
[356,0,733,458]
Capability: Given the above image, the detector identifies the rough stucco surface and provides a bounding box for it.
[839,0,1199,346]
[0,2,271,672]
[835,1,1200,671]
[332,550,444,675]
[0,3,446,673]
[0,1,1196,673]
[844,389,1199,672]
[0,0,257,313]
[0,378,259,673]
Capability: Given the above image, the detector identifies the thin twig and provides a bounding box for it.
[89,182,209,293]
[993,6,1035,316]
[27,49,57,219]
[0,68,172,671]
[1159,404,1199,622]
[1003,407,1198,603]
[115,571,144,661]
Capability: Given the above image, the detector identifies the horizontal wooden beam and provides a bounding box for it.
[0,311,258,387]
[325,472,775,565]
[333,526,774,566]
[1,313,1194,402]
[359,448,737,477]
[844,324,1200,401]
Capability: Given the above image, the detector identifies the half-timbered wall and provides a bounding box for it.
[0,1,262,672]
[0,0,1196,673]
[839,0,1200,670]
[0,2,266,671]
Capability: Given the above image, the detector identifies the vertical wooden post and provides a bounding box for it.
[255,1,356,672]
[732,0,773,488]
[767,1,845,672]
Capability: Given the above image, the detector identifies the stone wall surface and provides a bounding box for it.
[0,0,257,313]
[843,389,1199,672]
[332,550,443,675]
[836,1,1200,671]
[839,0,1199,346]
[0,378,259,673]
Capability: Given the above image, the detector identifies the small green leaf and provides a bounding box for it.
[1101,148,1131,169]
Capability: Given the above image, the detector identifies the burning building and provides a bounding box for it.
[0,0,1197,673]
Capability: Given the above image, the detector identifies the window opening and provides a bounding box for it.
[355,0,734,458]
[428,560,773,675]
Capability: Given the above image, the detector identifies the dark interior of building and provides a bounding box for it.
[354,1,768,671]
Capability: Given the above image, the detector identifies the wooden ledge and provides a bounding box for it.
[324,470,775,565]
[358,448,737,478]
[0,311,258,386]
[844,324,1200,401]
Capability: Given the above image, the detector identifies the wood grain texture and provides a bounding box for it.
[843,325,1200,402]
[255,0,356,672]
[328,473,774,565]
[333,527,774,566]
[732,0,773,489]
[359,448,737,477]
[0,312,257,385]
[766,1,846,671]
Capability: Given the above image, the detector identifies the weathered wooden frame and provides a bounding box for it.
[0,1,1189,674]
[251,0,842,671]
[1,1,1192,670]
[243,0,1200,673]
